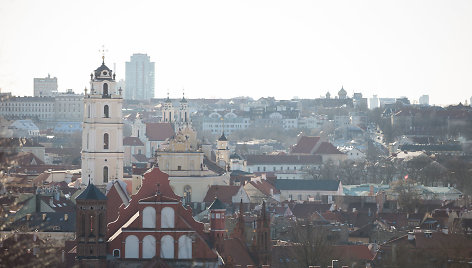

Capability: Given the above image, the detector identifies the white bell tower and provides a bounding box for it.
[81,57,124,187]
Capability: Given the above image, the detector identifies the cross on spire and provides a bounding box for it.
[99,45,108,64]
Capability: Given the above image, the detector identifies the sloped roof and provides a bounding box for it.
[203,185,241,204]
[332,244,374,261]
[221,238,255,266]
[314,142,344,155]
[76,183,106,200]
[249,179,279,196]
[6,152,44,166]
[218,132,227,141]
[132,154,148,163]
[275,179,340,191]
[245,154,322,165]
[123,137,144,146]
[291,203,332,218]
[145,123,174,141]
[208,198,225,210]
[290,136,320,154]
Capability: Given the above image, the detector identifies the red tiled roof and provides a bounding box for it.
[221,238,255,266]
[332,244,374,261]
[291,136,320,154]
[32,172,50,185]
[203,185,241,204]
[249,179,279,196]
[123,137,144,146]
[146,123,174,141]
[314,142,344,155]
[245,154,322,165]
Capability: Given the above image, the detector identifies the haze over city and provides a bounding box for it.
[1,0,471,105]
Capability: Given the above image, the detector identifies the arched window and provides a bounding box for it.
[103,166,108,183]
[178,235,192,259]
[161,207,175,228]
[184,185,192,204]
[142,235,156,259]
[125,235,139,258]
[160,235,174,259]
[103,83,108,96]
[104,105,109,118]
[142,207,156,228]
[104,133,109,149]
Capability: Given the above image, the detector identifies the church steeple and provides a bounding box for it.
[232,199,246,240]
[253,200,271,266]
[82,58,124,187]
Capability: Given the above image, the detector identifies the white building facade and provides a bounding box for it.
[81,59,124,187]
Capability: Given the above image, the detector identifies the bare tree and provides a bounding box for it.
[287,222,335,268]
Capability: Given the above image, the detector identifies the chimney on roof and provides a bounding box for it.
[64,214,68,221]
[35,191,41,213]
[42,213,46,221]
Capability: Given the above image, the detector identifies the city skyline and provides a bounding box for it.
[1,0,471,105]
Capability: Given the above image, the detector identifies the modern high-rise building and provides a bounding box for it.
[34,74,58,97]
[125,53,155,100]
[369,95,379,109]
[419,95,429,106]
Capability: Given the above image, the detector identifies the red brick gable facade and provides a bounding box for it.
[106,167,217,262]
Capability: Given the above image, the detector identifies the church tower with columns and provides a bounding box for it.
[81,57,124,187]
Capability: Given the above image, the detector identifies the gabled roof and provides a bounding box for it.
[123,137,144,146]
[203,185,241,204]
[76,183,106,200]
[276,179,340,191]
[314,142,344,155]
[290,136,321,154]
[145,123,174,141]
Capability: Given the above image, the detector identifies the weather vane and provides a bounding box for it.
[99,45,108,64]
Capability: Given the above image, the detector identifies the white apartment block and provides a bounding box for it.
[0,96,55,121]
[202,111,250,135]
[54,90,83,122]
[34,74,58,97]
[0,91,83,122]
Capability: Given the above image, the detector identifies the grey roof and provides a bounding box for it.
[94,62,113,79]
[7,212,76,232]
[275,179,340,191]
[76,183,106,200]
[208,198,225,210]
[218,132,227,141]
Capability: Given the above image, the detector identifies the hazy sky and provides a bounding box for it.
[1,0,471,105]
